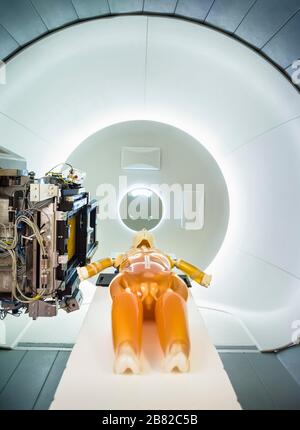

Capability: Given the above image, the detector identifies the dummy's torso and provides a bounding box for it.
[113,247,188,318]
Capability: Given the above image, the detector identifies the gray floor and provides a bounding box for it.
[0,346,299,410]
[220,348,300,410]
[0,349,71,410]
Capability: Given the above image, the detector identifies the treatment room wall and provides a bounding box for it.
[1,16,300,349]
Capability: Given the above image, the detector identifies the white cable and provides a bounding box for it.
[0,215,48,303]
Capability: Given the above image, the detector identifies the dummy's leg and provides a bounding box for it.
[155,284,190,372]
[111,279,143,374]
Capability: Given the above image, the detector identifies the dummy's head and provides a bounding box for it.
[132,229,155,249]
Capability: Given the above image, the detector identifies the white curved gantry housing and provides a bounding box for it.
[1,16,300,351]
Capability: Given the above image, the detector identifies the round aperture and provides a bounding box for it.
[119,188,163,232]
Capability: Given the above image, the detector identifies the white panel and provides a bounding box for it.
[0,315,32,348]
[225,117,300,279]
[145,18,300,158]
[191,244,300,350]
[121,146,161,170]
[0,17,148,171]
[1,16,300,170]
[0,144,26,170]
[200,309,255,347]
[0,113,49,176]
[192,245,295,312]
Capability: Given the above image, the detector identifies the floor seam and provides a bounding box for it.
[0,350,27,396]
[32,350,59,410]
[245,354,281,410]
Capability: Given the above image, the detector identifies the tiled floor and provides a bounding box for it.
[220,348,300,410]
[0,349,71,410]
[0,346,299,410]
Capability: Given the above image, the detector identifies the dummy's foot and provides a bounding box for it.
[114,342,141,375]
[163,342,190,373]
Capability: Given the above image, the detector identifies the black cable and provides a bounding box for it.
[45,162,73,176]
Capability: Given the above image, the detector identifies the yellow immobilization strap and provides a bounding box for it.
[77,257,114,281]
[114,254,126,269]
[174,259,212,287]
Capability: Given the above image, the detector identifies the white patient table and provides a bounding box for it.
[51,283,241,410]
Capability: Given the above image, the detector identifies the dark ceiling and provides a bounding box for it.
[0,0,299,88]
